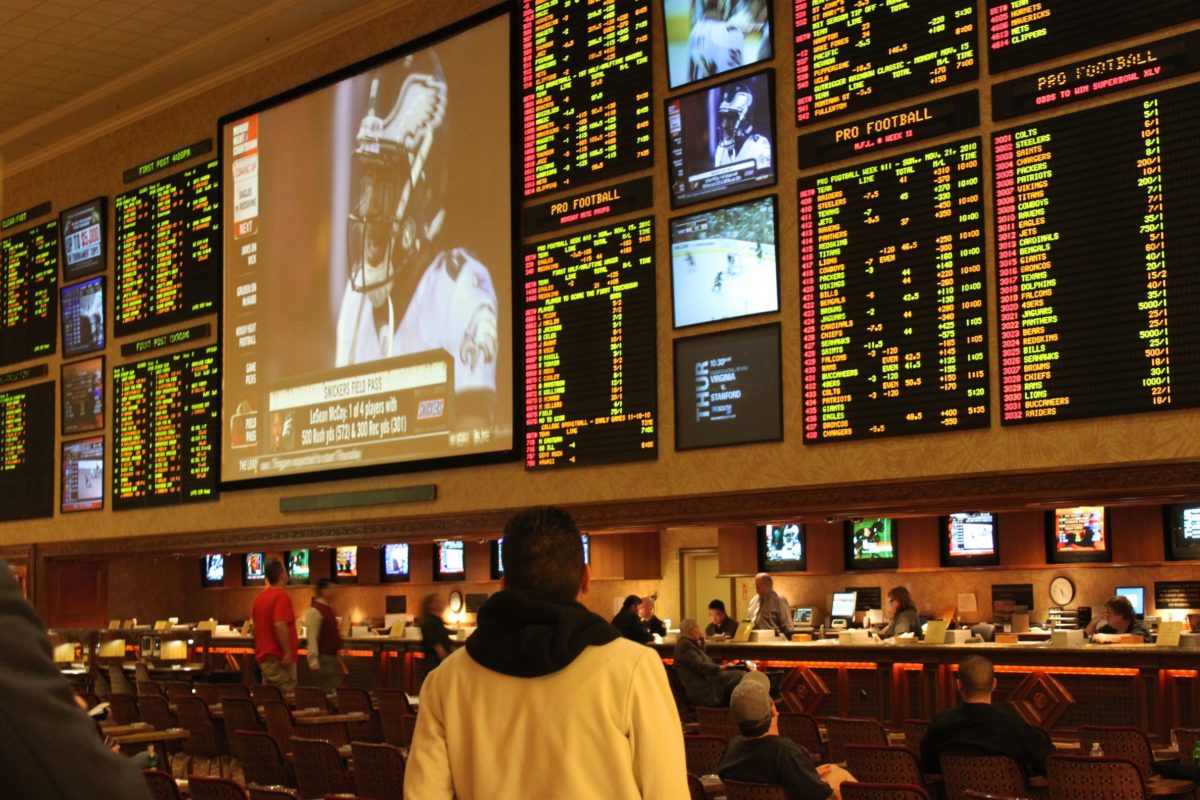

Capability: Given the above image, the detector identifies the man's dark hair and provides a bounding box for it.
[708,599,727,613]
[957,655,994,697]
[1106,595,1135,624]
[265,560,287,586]
[315,578,334,592]
[622,594,642,612]
[502,506,584,603]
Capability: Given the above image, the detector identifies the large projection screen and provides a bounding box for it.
[220,9,513,486]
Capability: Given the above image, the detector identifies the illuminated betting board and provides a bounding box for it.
[0,221,58,366]
[0,381,54,521]
[524,218,657,468]
[994,84,1200,425]
[114,160,219,337]
[987,1,1200,74]
[112,345,218,509]
[794,0,978,124]
[799,138,990,441]
[521,0,652,197]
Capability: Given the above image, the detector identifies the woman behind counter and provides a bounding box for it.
[880,586,920,638]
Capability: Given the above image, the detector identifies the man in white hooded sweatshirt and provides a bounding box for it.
[405,506,689,799]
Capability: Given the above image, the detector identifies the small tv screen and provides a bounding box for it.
[334,546,358,582]
[757,523,806,572]
[1115,585,1145,618]
[59,197,106,280]
[1164,504,1200,561]
[670,195,779,328]
[286,550,311,583]
[666,69,777,207]
[831,591,858,619]
[60,276,105,357]
[661,0,773,90]
[243,552,266,585]
[61,356,104,436]
[435,541,465,582]
[492,533,591,580]
[202,554,225,588]
[1047,506,1111,564]
[845,518,899,570]
[60,437,104,513]
[939,512,999,567]
[381,544,410,583]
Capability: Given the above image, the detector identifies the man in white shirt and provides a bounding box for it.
[746,573,792,636]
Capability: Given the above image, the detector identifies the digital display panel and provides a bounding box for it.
[61,436,103,513]
[831,591,857,619]
[939,512,999,567]
[521,0,652,196]
[0,220,58,366]
[1115,585,1145,617]
[434,540,465,582]
[334,546,358,581]
[758,523,806,573]
[286,550,310,584]
[666,69,776,207]
[674,324,782,451]
[0,381,54,522]
[845,518,899,570]
[112,345,219,510]
[670,195,778,328]
[800,139,990,442]
[202,554,224,588]
[795,0,977,124]
[662,0,772,89]
[987,1,1200,74]
[1164,504,1200,561]
[59,198,106,280]
[243,552,266,585]
[1047,506,1110,564]
[221,11,512,486]
[114,160,219,336]
[524,218,657,469]
[61,276,105,358]
[381,543,410,583]
[61,356,104,436]
[993,85,1200,425]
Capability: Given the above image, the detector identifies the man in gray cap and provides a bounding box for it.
[717,671,849,799]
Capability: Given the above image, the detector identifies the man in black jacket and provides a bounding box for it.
[612,593,653,644]
[673,618,745,707]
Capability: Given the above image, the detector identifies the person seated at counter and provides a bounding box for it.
[419,593,454,671]
[920,655,1055,777]
[706,598,739,638]
[1084,595,1151,643]
[746,573,792,636]
[674,618,747,707]
[717,671,850,799]
[639,595,667,638]
[879,586,920,639]
[611,594,652,644]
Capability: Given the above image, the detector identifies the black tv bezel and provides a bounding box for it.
[843,518,900,571]
[1163,503,1200,561]
[58,196,107,281]
[379,543,412,584]
[1045,507,1113,565]
[59,275,106,358]
[215,4,520,492]
[242,552,266,586]
[659,0,776,92]
[60,355,105,437]
[757,521,807,573]
[59,435,104,514]
[201,554,226,589]
[433,541,466,583]
[938,512,1000,568]
[285,549,312,585]
[332,546,359,585]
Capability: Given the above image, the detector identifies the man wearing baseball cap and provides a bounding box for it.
[717,671,850,799]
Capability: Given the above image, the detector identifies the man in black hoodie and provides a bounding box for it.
[613,593,653,643]
[405,506,689,800]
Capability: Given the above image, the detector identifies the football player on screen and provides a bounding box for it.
[713,84,771,170]
[335,54,499,416]
[686,0,770,83]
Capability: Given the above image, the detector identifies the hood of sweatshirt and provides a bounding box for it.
[465,588,620,677]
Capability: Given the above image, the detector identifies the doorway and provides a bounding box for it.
[680,548,732,624]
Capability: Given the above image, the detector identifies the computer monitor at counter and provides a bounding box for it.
[831,591,857,621]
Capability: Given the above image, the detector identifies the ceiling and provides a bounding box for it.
[0,0,403,170]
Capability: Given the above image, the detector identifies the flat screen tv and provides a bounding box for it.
[1164,504,1200,561]
[334,546,358,583]
[661,0,773,90]
[60,276,105,358]
[243,552,266,586]
[286,550,311,584]
[60,436,104,513]
[1046,506,1111,564]
[757,522,806,572]
[844,518,899,570]
[434,541,465,582]
[61,356,104,436]
[59,197,106,280]
[202,554,225,588]
[380,543,410,583]
[938,512,999,567]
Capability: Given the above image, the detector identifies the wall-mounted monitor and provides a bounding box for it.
[60,276,105,358]
[380,543,410,583]
[434,541,465,583]
[831,591,858,620]
[939,512,999,568]
[219,8,514,488]
[669,195,779,329]
[59,197,106,280]
[243,553,266,586]
[202,554,225,588]
[757,523,806,573]
[286,550,311,584]
[844,518,899,571]
[1115,585,1145,619]
[1164,504,1200,561]
[333,546,358,584]
[61,356,104,436]
[1046,506,1111,564]
[661,0,773,90]
[665,69,777,207]
[60,436,104,513]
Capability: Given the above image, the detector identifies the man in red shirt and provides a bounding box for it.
[252,560,299,693]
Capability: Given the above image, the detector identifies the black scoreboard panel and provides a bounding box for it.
[0,221,58,366]
[0,381,54,521]
[987,1,1200,74]
[993,84,1200,425]
[112,345,218,509]
[524,218,657,468]
[114,160,219,337]
[799,138,990,441]
[794,0,978,125]
[520,0,652,197]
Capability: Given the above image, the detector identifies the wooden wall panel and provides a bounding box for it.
[45,561,107,628]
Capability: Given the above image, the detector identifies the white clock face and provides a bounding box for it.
[1050,577,1074,606]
